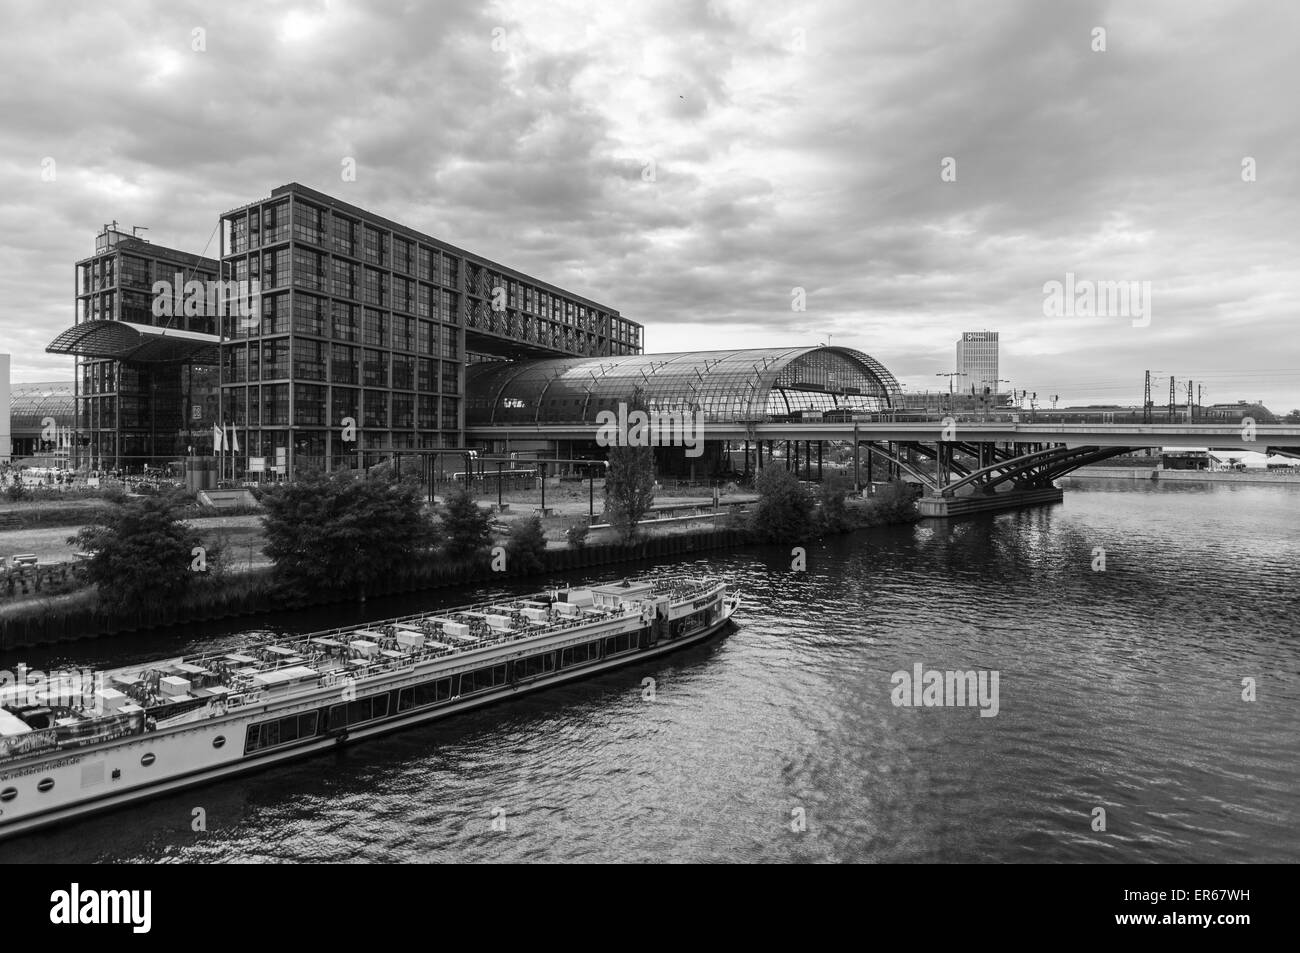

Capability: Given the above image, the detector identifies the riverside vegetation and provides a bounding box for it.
[0,456,916,644]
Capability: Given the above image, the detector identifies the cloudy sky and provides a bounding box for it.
[2,0,1297,411]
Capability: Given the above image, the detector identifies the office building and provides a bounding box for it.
[955,331,999,395]
[217,183,640,474]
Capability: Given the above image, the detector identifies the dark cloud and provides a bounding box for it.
[1,0,1296,410]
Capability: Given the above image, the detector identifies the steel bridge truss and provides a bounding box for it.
[859,440,1139,497]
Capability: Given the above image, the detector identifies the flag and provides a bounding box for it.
[231,425,240,454]
[213,423,226,452]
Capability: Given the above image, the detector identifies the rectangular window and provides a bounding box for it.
[292,248,324,290]
[331,216,355,257]
[363,389,388,428]
[293,293,325,337]
[331,387,358,426]
[394,316,416,352]
[260,382,289,425]
[332,259,356,300]
[392,393,414,429]
[362,349,388,388]
[331,345,358,385]
[293,340,326,381]
[441,361,459,394]
[362,308,389,347]
[294,383,326,426]
[362,225,382,264]
[417,358,435,393]
[292,201,324,246]
[263,202,290,244]
[391,355,414,390]
[393,237,413,276]
[331,302,357,342]
[417,394,438,429]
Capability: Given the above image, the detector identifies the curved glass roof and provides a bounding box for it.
[467,346,901,426]
[46,320,220,363]
[9,381,76,430]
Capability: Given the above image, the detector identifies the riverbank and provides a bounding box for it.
[0,528,761,650]
[1064,466,1300,484]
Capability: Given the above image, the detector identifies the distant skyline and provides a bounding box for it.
[2,0,1297,412]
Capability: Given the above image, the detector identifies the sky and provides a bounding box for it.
[1,0,1297,411]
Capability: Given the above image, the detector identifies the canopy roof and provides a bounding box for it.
[46,320,220,364]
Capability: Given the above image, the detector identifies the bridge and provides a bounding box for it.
[465,346,1299,516]
[467,418,1300,516]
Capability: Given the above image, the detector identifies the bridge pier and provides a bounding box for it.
[917,485,1064,517]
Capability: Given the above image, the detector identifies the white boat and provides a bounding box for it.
[0,577,740,839]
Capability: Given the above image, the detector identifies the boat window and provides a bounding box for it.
[246,711,324,754]
[37,778,55,793]
[141,753,156,767]
[0,787,16,802]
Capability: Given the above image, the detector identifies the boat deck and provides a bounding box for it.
[23,578,722,728]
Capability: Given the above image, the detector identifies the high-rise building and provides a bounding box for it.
[47,227,221,468]
[955,331,999,395]
[217,183,640,475]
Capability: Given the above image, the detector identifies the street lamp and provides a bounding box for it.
[936,372,960,416]
[538,461,548,512]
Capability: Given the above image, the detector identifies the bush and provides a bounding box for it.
[507,514,548,574]
[858,479,919,526]
[261,468,438,599]
[4,483,26,502]
[752,466,816,543]
[565,522,590,548]
[819,473,853,533]
[68,491,220,612]
[440,484,493,564]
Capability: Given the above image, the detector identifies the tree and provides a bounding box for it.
[440,483,493,563]
[603,389,656,543]
[507,514,548,574]
[70,492,215,612]
[752,465,815,543]
[861,479,919,525]
[261,468,437,598]
[819,472,853,533]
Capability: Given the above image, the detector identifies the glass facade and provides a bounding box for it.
[68,230,221,468]
[218,183,639,475]
[466,346,901,426]
[955,331,999,395]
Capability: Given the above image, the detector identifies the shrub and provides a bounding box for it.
[819,473,853,533]
[440,483,493,564]
[68,491,219,612]
[752,466,815,543]
[507,514,548,574]
[565,522,590,548]
[261,468,438,599]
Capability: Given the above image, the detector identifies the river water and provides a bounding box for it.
[2,479,1296,863]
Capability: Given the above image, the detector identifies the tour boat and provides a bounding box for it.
[0,577,740,839]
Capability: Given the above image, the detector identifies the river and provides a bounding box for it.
[2,479,1296,863]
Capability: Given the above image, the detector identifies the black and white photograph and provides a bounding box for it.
[0,0,1294,906]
